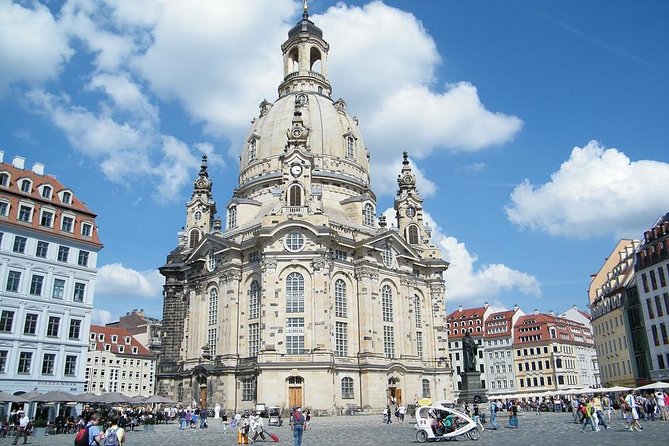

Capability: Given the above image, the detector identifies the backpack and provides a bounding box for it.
[74,424,90,446]
[104,427,119,446]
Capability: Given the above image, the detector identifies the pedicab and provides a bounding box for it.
[414,401,480,442]
[268,407,283,426]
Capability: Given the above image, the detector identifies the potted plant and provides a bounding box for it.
[32,419,48,437]
[143,417,156,432]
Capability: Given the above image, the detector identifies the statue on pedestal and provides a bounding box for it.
[462,331,478,372]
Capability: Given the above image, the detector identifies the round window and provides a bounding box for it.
[284,231,305,252]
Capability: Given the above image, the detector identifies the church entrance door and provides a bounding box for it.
[289,387,302,408]
[199,386,207,409]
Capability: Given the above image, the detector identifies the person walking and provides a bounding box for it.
[592,395,608,430]
[290,408,305,446]
[625,391,642,431]
[222,413,229,433]
[11,411,29,445]
[103,414,125,446]
[489,400,499,430]
[580,399,597,433]
[86,413,105,446]
[508,401,519,428]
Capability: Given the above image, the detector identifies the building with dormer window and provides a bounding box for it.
[0,151,102,397]
[157,7,453,414]
[85,325,155,395]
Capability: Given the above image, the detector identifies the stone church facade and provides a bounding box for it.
[157,10,454,415]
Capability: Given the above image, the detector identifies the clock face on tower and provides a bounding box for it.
[406,206,416,218]
[290,164,303,177]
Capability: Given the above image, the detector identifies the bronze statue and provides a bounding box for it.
[462,332,478,372]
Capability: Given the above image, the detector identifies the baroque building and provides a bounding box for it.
[157,9,453,414]
[483,306,524,397]
[0,151,102,403]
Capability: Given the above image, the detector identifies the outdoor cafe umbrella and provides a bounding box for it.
[30,391,78,403]
[0,391,27,403]
[635,381,669,391]
[599,385,631,393]
[142,395,175,404]
[94,392,135,404]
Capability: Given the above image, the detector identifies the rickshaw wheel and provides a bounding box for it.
[416,430,428,443]
[466,428,481,441]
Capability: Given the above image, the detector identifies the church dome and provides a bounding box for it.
[236,7,372,197]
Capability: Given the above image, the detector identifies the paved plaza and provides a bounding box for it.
[8,412,669,446]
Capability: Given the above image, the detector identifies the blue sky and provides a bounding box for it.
[1,0,668,324]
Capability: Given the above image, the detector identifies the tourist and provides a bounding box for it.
[601,394,612,424]
[508,401,519,428]
[624,391,642,431]
[222,413,229,433]
[290,408,305,446]
[398,405,406,422]
[656,390,668,421]
[11,410,29,445]
[489,400,499,430]
[472,405,485,431]
[86,413,105,446]
[104,415,125,445]
[592,395,608,429]
[580,398,597,433]
[570,397,580,423]
[250,411,266,441]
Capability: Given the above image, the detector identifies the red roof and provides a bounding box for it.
[89,325,153,357]
[484,309,515,338]
[446,306,487,340]
[0,160,102,248]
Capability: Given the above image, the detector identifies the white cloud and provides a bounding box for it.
[96,263,163,298]
[5,0,521,202]
[316,2,523,163]
[92,309,113,325]
[381,208,541,305]
[373,155,437,198]
[505,140,669,238]
[0,0,73,94]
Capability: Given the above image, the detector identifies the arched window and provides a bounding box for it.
[309,47,322,72]
[288,184,302,207]
[414,296,422,328]
[189,229,200,248]
[286,272,304,313]
[335,279,347,318]
[346,137,354,158]
[363,203,374,226]
[382,285,393,322]
[341,377,354,399]
[0,173,9,187]
[249,139,257,161]
[208,288,218,325]
[249,280,260,320]
[407,225,419,244]
[62,191,72,205]
[228,206,237,229]
[20,179,31,193]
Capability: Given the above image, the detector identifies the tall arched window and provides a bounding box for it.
[288,184,302,207]
[363,203,374,226]
[407,225,419,244]
[334,279,347,318]
[208,288,218,325]
[382,245,393,268]
[228,206,237,229]
[414,296,422,328]
[286,272,304,313]
[346,137,354,158]
[249,139,257,161]
[189,229,200,248]
[0,173,9,187]
[249,280,260,320]
[382,285,393,322]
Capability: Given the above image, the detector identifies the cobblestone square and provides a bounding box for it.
[14,412,669,446]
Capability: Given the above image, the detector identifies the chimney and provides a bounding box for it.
[32,163,45,175]
[0,150,4,163]
[458,305,463,312]
[12,156,25,170]
[549,310,555,316]
[533,308,539,316]
[513,304,519,312]
[572,304,577,310]
[483,301,489,308]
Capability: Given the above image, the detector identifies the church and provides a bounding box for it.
[157,7,454,415]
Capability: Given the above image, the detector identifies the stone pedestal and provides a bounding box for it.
[458,371,487,404]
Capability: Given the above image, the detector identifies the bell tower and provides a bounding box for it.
[394,152,438,256]
[278,1,331,97]
[185,155,217,249]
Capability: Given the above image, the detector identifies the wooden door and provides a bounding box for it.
[395,388,402,405]
[199,387,207,409]
[288,387,302,408]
